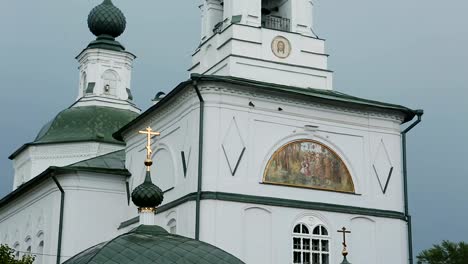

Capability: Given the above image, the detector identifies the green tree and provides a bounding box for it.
[0,244,35,264]
[417,240,468,264]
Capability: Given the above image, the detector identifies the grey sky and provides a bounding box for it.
[1,0,467,258]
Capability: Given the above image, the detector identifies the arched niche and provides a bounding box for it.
[151,147,176,191]
[263,139,355,193]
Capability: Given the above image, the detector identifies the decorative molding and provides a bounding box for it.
[201,84,406,124]
[118,191,407,229]
[221,117,246,176]
[373,139,394,194]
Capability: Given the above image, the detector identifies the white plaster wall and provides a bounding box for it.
[60,172,128,262]
[122,88,201,221]
[12,142,124,190]
[0,171,129,264]
[119,82,410,263]
[76,48,135,102]
[198,83,405,212]
[191,24,332,89]
[0,178,62,264]
[198,200,408,264]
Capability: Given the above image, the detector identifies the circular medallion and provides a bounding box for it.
[271,36,291,59]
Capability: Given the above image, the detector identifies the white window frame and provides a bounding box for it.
[292,222,330,264]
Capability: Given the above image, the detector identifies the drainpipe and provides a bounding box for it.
[52,175,65,264]
[192,80,205,240]
[402,110,423,264]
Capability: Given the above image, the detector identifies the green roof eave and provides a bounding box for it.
[191,74,419,122]
[8,140,125,160]
[0,166,130,210]
[113,74,421,141]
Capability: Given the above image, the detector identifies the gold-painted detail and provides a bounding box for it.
[138,207,156,213]
[262,139,355,194]
[338,227,351,257]
[139,127,160,171]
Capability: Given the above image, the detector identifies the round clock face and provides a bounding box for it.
[271,36,291,59]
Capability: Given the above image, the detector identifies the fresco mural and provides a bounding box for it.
[263,140,355,193]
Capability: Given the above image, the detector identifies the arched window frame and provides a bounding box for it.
[167,219,177,234]
[292,223,330,264]
[24,236,32,256]
[101,69,119,96]
[13,242,20,259]
[36,231,44,264]
[81,72,87,94]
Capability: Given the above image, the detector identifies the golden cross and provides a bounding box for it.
[337,227,351,256]
[139,127,160,170]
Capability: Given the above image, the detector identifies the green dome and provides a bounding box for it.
[64,225,245,264]
[132,171,164,208]
[34,106,138,145]
[88,0,126,38]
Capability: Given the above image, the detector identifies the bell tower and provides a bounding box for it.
[191,0,333,90]
[74,0,139,112]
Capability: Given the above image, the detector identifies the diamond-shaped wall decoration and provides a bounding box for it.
[181,119,192,178]
[222,117,246,176]
[373,139,394,194]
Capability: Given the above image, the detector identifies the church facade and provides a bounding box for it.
[0,1,423,264]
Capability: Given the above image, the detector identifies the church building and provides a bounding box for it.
[0,1,423,264]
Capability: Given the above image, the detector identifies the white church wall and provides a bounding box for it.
[198,200,408,264]
[0,179,61,264]
[58,172,128,262]
[191,24,331,89]
[12,142,124,190]
[198,84,406,213]
[122,88,202,222]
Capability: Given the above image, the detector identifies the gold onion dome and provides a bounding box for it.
[131,171,164,208]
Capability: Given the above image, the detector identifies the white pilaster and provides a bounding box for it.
[139,210,156,225]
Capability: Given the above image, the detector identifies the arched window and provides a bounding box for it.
[167,219,177,234]
[102,70,119,96]
[36,241,44,264]
[261,0,291,31]
[293,224,330,264]
[81,72,87,93]
[24,236,31,255]
[36,232,44,264]
[13,242,20,259]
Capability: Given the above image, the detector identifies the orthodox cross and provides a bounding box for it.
[139,126,160,171]
[337,227,351,256]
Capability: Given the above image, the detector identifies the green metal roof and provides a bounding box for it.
[10,106,138,159]
[114,74,420,141]
[64,225,245,264]
[35,106,137,144]
[68,150,126,170]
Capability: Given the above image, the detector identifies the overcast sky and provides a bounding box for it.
[0,0,467,258]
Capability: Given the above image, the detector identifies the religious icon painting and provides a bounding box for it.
[271,36,291,58]
[263,140,355,193]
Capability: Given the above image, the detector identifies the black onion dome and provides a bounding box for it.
[88,0,126,38]
[132,171,164,208]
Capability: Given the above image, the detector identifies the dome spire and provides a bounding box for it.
[86,0,127,51]
[131,127,164,225]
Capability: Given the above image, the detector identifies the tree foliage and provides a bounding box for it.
[417,240,468,264]
[0,244,35,264]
